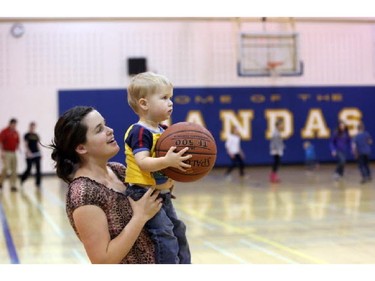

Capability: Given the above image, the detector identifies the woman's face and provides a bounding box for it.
[79,110,119,160]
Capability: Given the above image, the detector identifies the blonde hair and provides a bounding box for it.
[127,72,173,114]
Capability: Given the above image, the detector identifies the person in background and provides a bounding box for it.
[269,119,285,183]
[0,118,20,192]
[224,127,245,179]
[49,106,161,264]
[352,121,372,184]
[303,141,318,171]
[330,120,351,181]
[20,122,42,188]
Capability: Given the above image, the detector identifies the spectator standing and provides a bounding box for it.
[269,119,285,183]
[224,127,245,179]
[352,122,372,184]
[0,118,20,192]
[330,120,351,181]
[20,122,42,188]
[303,141,318,171]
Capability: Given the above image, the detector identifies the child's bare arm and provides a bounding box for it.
[135,146,192,172]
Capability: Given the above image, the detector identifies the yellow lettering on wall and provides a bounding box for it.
[173,95,190,105]
[331,93,343,102]
[301,108,330,138]
[220,110,254,141]
[317,95,331,102]
[220,95,232,104]
[195,96,214,104]
[339,108,362,136]
[265,109,293,139]
[298,93,311,102]
[185,111,206,127]
[270,94,281,102]
[250,95,265,103]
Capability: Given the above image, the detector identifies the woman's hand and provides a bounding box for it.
[128,188,162,223]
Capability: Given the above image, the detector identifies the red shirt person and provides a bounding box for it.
[0,118,20,191]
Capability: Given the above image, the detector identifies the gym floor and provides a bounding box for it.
[0,163,374,264]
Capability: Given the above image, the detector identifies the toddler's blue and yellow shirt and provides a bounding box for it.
[124,123,168,186]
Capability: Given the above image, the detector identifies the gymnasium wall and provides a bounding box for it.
[1,18,375,173]
[59,86,375,167]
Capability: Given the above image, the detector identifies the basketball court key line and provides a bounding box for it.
[36,179,327,264]
[39,188,91,263]
[39,187,66,208]
[177,212,218,231]
[73,249,90,264]
[21,191,65,238]
[43,183,248,264]
[176,205,327,264]
[203,241,250,264]
[0,201,20,264]
[240,239,299,264]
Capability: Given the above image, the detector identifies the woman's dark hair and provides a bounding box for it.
[49,106,95,183]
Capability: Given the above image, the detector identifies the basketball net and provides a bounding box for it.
[267,61,284,78]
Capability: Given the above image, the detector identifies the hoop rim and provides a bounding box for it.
[266,61,284,70]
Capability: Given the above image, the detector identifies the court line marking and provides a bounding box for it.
[203,241,250,264]
[24,188,90,263]
[176,205,327,264]
[41,188,66,208]
[43,183,244,264]
[240,239,298,264]
[42,180,325,264]
[73,249,90,264]
[0,201,20,264]
[178,212,218,231]
[21,191,65,238]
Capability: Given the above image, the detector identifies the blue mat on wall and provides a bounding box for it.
[58,86,375,166]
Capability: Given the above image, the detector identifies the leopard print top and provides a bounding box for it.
[66,162,155,264]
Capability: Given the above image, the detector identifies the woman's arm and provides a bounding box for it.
[73,188,162,264]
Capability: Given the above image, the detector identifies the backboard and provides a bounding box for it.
[238,32,303,77]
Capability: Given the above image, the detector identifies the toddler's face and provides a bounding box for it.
[146,87,174,122]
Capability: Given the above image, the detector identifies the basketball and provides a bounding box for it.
[155,122,217,182]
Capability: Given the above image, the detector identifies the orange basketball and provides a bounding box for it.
[155,122,217,182]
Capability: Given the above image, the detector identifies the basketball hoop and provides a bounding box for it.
[266,61,284,77]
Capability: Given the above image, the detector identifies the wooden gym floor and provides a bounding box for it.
[1,163,375,264]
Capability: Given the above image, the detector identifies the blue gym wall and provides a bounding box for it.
[59,86,375,167]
